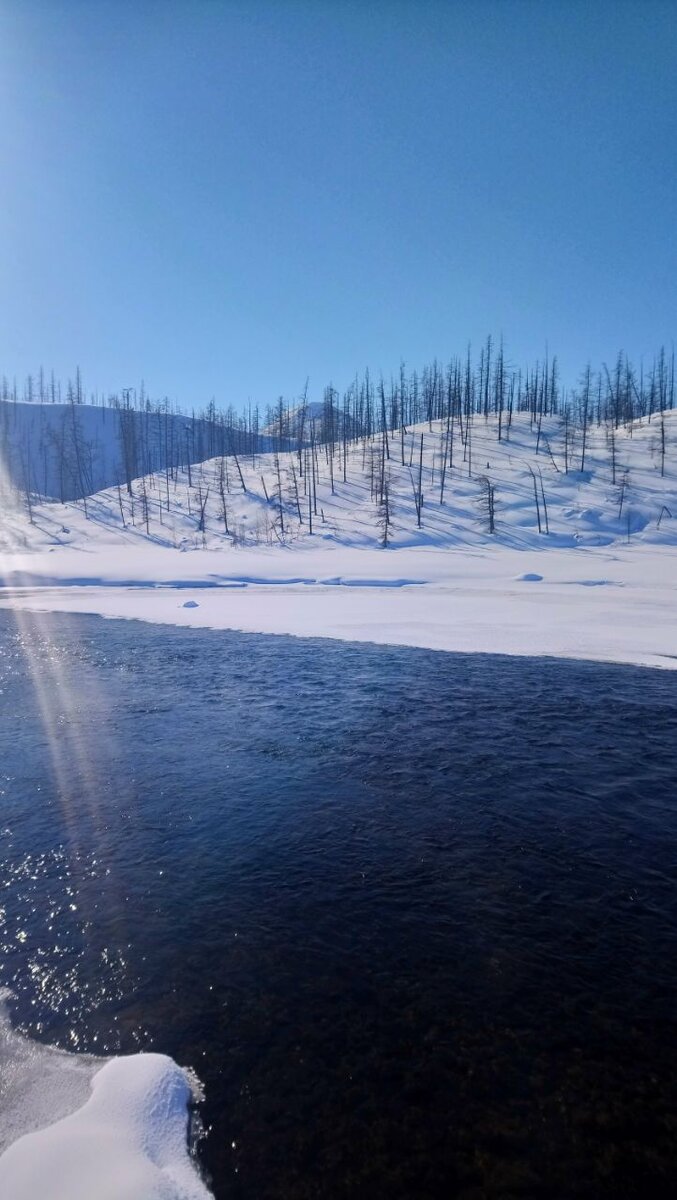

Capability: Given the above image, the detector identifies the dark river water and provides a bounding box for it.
[0,609,676,1199]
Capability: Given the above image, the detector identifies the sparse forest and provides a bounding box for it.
[1,341,674,552]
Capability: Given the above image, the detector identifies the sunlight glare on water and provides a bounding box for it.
[1,611,676,1199]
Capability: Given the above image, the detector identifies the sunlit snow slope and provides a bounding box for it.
[2,412,675,554]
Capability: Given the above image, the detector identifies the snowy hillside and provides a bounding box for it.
[3,410,675,554]
[0,398,277,503]
[261,398,358,442]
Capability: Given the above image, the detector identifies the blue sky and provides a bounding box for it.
[1,0,675,410]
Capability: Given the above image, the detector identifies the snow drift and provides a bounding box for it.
[0,993,211,1200]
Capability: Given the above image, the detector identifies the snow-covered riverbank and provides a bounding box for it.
[2,541,676,670]
[0,994,211,1200]
[2,412,676,667]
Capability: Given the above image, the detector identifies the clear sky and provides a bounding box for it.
[1,0,675,410]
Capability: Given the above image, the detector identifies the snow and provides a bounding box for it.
[0,991,100,1158]
[0,400,208,502]
[1,542,674,669]
[0,993,211,1200]
[1,412,677,669]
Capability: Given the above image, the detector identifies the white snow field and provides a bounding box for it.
[0,994,212,1200]
[1,410,676,669]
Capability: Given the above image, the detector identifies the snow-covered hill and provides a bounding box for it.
[3,411,675,554]
[0,398,276,502]
[261,398,358,442]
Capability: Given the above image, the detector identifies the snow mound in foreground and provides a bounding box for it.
[0,995,212,1200]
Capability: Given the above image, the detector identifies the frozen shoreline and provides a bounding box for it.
[2,542,676,670]
[0,994,211,1200]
